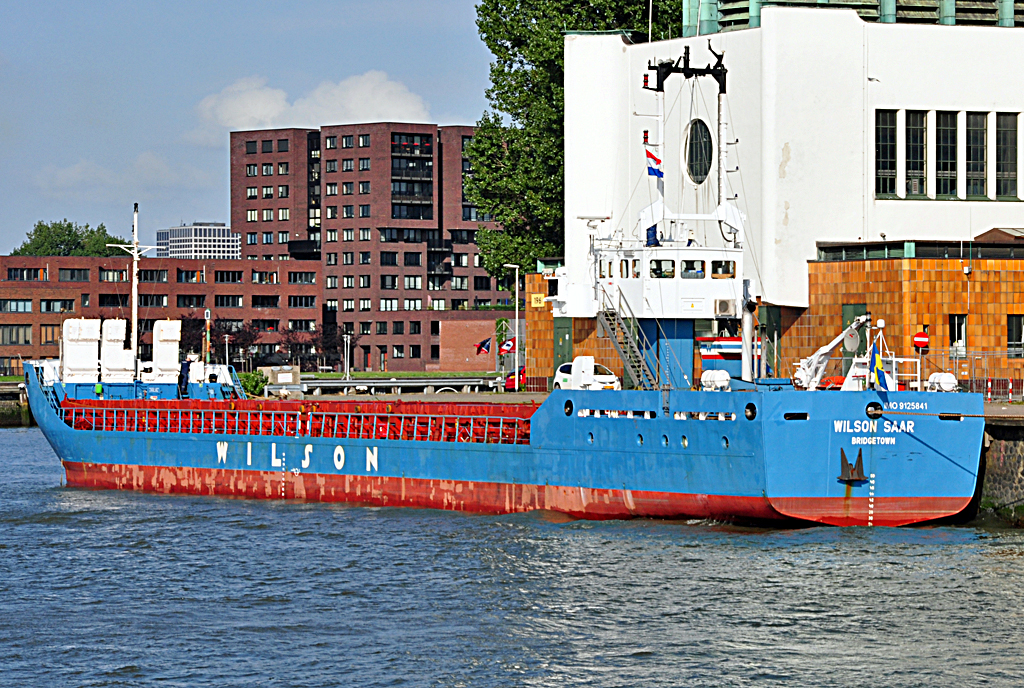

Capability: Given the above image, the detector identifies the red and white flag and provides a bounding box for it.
[499,337,517,354]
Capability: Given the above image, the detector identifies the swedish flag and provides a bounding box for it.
[870,343,889,391]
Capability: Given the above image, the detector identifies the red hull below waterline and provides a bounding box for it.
[61,462,969,526]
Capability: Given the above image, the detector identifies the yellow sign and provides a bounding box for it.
[530,293,545,307]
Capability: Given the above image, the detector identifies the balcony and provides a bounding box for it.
[427,262,453,275]
[391,193,433,204]
[390,168,433,181]
[390,144,433,156]
[427,239,452,252]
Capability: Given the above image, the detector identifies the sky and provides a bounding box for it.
[0,0,493,253]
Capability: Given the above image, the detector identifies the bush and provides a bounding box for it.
[238,370,269,398]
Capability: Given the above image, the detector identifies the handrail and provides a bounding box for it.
[596,282,660,389]
[59,405,530,446]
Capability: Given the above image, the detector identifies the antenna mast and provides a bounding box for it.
[108,202,157,376]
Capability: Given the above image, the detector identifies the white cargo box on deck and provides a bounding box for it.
[61,319,101,383]
[100,319,135,383]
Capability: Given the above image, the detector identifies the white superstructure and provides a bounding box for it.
[561,8,1024,312]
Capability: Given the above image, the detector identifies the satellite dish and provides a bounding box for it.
[843,329,861,353]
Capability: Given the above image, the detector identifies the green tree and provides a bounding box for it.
[466,1,678,278]
[11,219,128,257]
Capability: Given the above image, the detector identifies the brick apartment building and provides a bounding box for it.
[229,122,511,372]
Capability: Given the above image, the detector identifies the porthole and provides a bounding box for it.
[661,435,669,447]
[866,402,883,420]
[744,403,757,421]
[587,432,594,445]
[564,400,574,416]
[686,119,713,185]
[681,435,689,448]
[721,436,729,450]
[637,434,644,446]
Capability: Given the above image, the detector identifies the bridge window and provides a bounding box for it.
[632,259,640,278]
[680,260,705,279]
[650,259,675,278]
[711,260,735,279]
[620,260,629,278]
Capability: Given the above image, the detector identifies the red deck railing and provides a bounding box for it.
[58,398,535,445]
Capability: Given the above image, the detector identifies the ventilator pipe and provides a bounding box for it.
[741,299,755,383]
[998,0,1014,26]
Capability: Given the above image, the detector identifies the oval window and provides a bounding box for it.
[686,119,713,185]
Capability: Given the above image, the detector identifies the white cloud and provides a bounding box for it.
[185,71,431,146]
[36,152,214,201]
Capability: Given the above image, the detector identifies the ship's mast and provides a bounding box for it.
[108,202,156,376]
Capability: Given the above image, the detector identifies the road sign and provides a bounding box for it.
[913,332,929,348]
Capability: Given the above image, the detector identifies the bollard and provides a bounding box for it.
[1010,379,1014,403]
[988,378,992,402]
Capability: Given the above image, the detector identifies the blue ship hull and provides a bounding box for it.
[24,363,985,526]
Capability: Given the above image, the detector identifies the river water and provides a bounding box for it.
[3,426,1024,687]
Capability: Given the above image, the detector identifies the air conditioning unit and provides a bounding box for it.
[715,299,737,317]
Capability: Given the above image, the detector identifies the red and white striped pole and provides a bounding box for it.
[987,378,992,402]
[1010,379,1014,403]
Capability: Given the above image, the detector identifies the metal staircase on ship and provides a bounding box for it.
[597,285,661,391]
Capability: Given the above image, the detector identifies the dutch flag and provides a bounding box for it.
[646,149,663,178]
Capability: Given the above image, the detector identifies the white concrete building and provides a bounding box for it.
[156,222,240,260]
[560,7,1024,315]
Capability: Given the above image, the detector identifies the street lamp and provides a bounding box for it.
[343,333,351,380]
[503,263,520,391]
[224,334,230,368]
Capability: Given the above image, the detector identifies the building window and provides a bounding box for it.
[253,319,279,332]
[99,293,129,307]
[326,136,337,149]
[451,299,467,310]
[359,299,372,311]
[38,298,74,313]
[278,231,289,244]
[215,270,243,283]
[7,267,46,281]
[58,268,90,282]
[380,252,398,266]
[261,209,273,222]
[403,299,422,311]
[430,344,439,359]
[326,276,338,289]
[251,270,278,285]
[360,322,372,335]
[359,275,370,288]
[358,158,370,171]
[997,113,1018,198]
[391,133,433,156]
[342,182,353,195]
[177,294,205,308]
[393,204,432,220]
[342,205,354,218]
[288,271,316,284]
[0,299,31,313]
[875,109,896,196]
[937,111,958,197]
[326,229,338,243]
[906,110,927,196]
[409,321,421,335]
[381,275,398,290]
[138,269,167,283]
[341,322,354,334]
[342,159,354,172]
[392,321,404,335]
[247,186,258,199]
[99,269,128,282]
[278,162,289,175]
[309,207,321,228]
[375,321,387,335]
[404,276,422,290]
[474,276,491,291]
[215,295,243,308]
[359,228,371,241]
[252,295,279,308]
[359,205,371,218]
[358,134,370,147]
[289,295,316,308]
[278,139,289,152]
[262,140,273,153]
[1009,316,1024,358]
[339,251,352,265]
[327,252,338,266]
[431,299,445,311]
[393,345,404,359]
[342,135,354,148]
[0,325,32,345]
[462,207,492,222]
[343,299,355,312]
[967,112,987,197]
[247,232,257,244]
[262,163,273,176]
[263,232,273,244]
[247,210,258,223]
[246,141,257,154]
[340,228,353,242]
[950,314,967,356]
[326,206,338,219]
[82,294,89,308]
[404,252,421,267]
[454,253,468,267]
[380,299,399,311]
[451,276,468,291]
[41,325,59,345]
[410,344,421,359]
[359,252,371,265]
[343,275,355,288]
[326,299,339,312]
[326,159,338,173]
[326,183,338,196]
[359,181,370,194]
[262,185,273,199]
[278,185,289,199]
[246,164,257,177]
[427,276,445,291]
